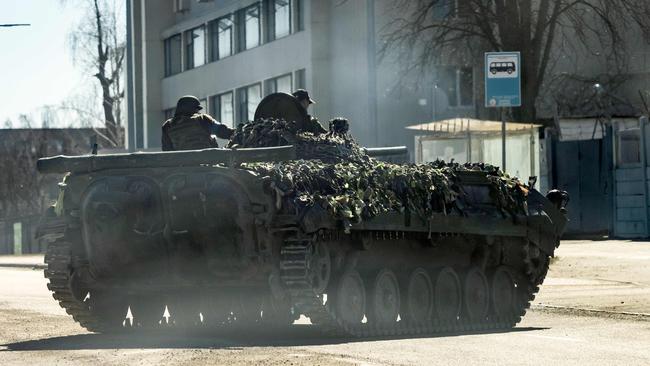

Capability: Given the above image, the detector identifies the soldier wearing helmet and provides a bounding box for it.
[292,89,327,135]
[162,96,234,151]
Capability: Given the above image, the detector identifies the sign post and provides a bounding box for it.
[485,51,521,171]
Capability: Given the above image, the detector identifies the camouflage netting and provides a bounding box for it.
[230,118,529,224]
[228,118,370,164]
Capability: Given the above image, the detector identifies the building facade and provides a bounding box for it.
[126,0,650,237]
[126,0,650,150]
[126,0,476,154]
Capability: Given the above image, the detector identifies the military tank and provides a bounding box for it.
[36,93,568,337]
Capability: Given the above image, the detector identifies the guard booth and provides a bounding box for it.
[407,118,541,188]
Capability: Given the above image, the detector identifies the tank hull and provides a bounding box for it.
[38,161,565,336]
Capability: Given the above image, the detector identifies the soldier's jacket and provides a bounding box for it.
[162,113,234,151]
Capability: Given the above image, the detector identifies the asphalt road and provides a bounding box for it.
[1,240,649,365]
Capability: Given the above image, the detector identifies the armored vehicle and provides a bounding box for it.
[37,93,568,337]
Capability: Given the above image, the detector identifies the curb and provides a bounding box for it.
[532,304,650,320]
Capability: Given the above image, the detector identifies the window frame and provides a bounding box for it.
[239,3,262,52]
[237,83,262,123]
[208,14,234,62]
[272,0,292,40]
[438,66,473,108]
[616,126,642,167]
[164,33,182,77]
[294,68,306,89]
[184,25,206,70]
[432,0,461,20]
[265,73,293,95]
[294,0,304,32]
[210,91,235,128]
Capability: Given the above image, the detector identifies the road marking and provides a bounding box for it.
[525,334,584,343]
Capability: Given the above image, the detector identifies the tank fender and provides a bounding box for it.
[526,214,559,256]
[299,204,337,233]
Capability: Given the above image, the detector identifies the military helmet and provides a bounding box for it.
[329,117,349,134]
[292,89,316,104]
[175,95,203,116]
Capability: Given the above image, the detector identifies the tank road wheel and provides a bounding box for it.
[129,295,165,328]
[200,292,232,326]
[308,241,331,294]
[335,270,366,327]
[432,267,462,322]
[401,268,433,323]
[86,289,129,332]
[367,269,400,326]
[234,291,262,326]
[463,267,490,321]
[261,295,297,327]
[168,293,201,327]
[490,267,516,317]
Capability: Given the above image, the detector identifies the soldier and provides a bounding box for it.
[329,117,350,134]
[292,89,327,135]
[162,96,234,151]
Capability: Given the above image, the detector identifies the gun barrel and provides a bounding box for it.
[364,146,408,157]
[37,146,296,174]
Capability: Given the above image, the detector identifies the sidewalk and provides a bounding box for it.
[0,254,46,269]
[535,239,650,315]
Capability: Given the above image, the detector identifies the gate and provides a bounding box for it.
[553,134,613,235]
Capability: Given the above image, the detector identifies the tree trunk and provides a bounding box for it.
[93,0,120,147]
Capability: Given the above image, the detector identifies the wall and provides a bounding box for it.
[613,117,650,238]
[140,0,176,148]
[614,166,647,237]
[161,32,311,109]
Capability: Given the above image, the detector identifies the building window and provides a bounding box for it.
[238,83,262,122]
[173,0,190,13]
[274,0,291,39]
[266,73,292,95]
[210,92,235,127]
[617,128,641,165]
[209,15,234,61]
[432,0,458,20]
[164,34,182,76]
[294,68,306,89]
[438,66,473,108]
[294,0,304,31]
[185,26,206,69]
[239,4,261,51]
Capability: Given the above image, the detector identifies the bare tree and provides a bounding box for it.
[380,0,650,121]
[64,0,125,146]
[0,126,105,222]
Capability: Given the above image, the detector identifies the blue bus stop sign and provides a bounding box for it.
[485,52,521,107]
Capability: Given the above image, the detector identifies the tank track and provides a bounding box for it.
[44,236,119,333]
[41,213,548,338]
[280,232,546,338]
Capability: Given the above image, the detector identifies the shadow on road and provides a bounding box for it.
[2,326,546,351]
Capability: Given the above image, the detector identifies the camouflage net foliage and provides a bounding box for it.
[230,118,529,224]
[228,118,370,164]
